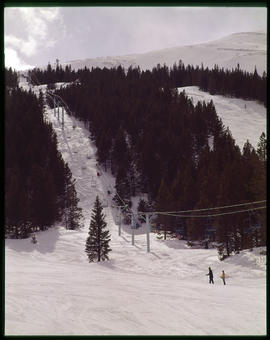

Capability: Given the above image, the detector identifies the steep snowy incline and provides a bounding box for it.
[5,82,266,335]
[178,86,266,151]
[61,31,266,75]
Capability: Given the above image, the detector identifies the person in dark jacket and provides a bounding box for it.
[206,267,214,284]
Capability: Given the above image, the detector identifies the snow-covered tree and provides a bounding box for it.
[85,196,111,262]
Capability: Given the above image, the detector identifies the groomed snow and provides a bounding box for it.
[5,79,266,335]
[178,86,266,151]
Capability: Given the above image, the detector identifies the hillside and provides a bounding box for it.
[5,78,266,335]
[61,31,266,75]
[178,86,266,150]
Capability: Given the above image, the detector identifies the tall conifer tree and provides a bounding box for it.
[85,196,111,262]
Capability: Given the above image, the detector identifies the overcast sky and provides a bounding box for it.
[4,6,267,70]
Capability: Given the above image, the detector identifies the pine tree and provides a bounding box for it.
[65,183,83,230]
[63,164,83,230]
[85,196,111,262]
[155,179,174,240]
[257,132,267,163]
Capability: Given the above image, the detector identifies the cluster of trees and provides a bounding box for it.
[5,71,82,238]
[30,63,266,256]
[5,67,18,88]
[28,60,78,85]
[29,60,266,105]
[170,61,266,106]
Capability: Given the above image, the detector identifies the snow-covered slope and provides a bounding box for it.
[5,79,266,335]
[178,86,266,151]
[62,32,266,75]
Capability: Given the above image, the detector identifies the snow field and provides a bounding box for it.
[178,86,266,151]
[5,80,266,335]
[62,32,266,75]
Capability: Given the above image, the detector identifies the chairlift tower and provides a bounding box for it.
[62,106,64,127]
[54,97,56,116]
[129,211,153,252]
[131,214,135,245]
[117,206,122,236]
[146,213,150,253]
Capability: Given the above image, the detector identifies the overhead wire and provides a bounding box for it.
[152,200,266,215]
[156,205,266,218]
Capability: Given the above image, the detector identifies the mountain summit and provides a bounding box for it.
[62,31,266,75]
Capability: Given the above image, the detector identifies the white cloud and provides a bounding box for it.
[39,8,60,21]
[5,48,34,70]
[5,35,37,57]
[5,7,64,66]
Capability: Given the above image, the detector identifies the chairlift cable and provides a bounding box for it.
[156,205,266,218]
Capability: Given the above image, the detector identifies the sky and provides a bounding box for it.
[4,6,267,70]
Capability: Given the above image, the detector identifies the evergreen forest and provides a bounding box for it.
[8,61,266,256]
[38,62,266,257]
[29,60,266,105]
[5,68,82,238]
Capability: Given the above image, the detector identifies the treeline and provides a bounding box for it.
[50,65,266,256]
[29,60,266,105]
[5,70,82,238]
[28,61,78,85]
[170,61,266,106]
[5,67,18,88]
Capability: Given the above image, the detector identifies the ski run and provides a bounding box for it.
[5,78,266,336]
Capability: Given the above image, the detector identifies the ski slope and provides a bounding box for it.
[5,80,266,335]
[178,86,266,151]
[62,31,266,75]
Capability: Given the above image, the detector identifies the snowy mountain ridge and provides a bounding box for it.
[61,31,266,75]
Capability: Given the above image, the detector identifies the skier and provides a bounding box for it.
[206,267,214,284]
[31,233,37,244]
[221,270,226,285]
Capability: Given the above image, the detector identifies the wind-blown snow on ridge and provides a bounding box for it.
[62,31,266,75]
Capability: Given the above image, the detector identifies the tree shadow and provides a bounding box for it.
[120,235,129,243]
[5,227,61,254]
[151,252,162,259]
[97,258,117,270]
